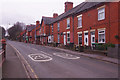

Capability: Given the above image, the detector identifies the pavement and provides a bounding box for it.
[2,43,28,78]
[45,46,119,64]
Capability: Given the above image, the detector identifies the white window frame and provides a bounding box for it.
[48,36,51,43]
[58,34,60,43]
[78,33,82,46]
[98,30,105,43]
[58,22,60,32]
[67,31,70,43]
[84,31,89,46]
[98,7,105,21]
[66,18,70,29]
[77,14,82,28]
[51,24,53,33]
[91,31,95,44]
[39,29,41,34]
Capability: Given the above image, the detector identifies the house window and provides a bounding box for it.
[78,34,82,45]
[98,30,105,43]
[67,18,70,29]
[98,7,105,21]
[58,34,60,43]
[67,32,70,43]
[39,29,41,34]
[58,22,60,32]
[51,24,53,33]
[78,15,82,28]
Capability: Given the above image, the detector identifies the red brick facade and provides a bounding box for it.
[50,2,120,46]
[19,2,120,47]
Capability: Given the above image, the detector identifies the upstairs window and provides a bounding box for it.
[98,7,105,21]
[58,22,60,32]
[51,24,53,33]
[39,29,41,34]
[67,18,70,29]
[58,34,60,43]
[78,15,82,28]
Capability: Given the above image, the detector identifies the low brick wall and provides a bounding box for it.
[84,49,107,56]
[107,44,119,58]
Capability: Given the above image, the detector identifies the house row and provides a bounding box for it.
[19,1,120,47]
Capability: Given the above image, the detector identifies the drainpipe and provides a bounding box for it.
[49,24,50,36]
[72,15,74,45]
[108,3,110,43]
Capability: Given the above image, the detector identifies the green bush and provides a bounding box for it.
[95,43,115,50]
[108,43,115,48]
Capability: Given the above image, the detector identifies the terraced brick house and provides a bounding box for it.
[47,1,120,47]
[19,1,120,48]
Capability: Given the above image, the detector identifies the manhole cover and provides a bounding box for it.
[28,54,52,62]
[53,53,80,59]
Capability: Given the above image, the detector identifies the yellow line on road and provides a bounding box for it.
[9,43,38,79]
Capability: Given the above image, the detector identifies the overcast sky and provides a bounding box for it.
[0,0,85,29]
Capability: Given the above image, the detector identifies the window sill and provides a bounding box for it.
[98,18,105,21]
[66,27,70,29]
[77,26,82,29]
[98,42,105,43]
[67,41,70,43]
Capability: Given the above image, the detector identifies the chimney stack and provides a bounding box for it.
[65,2,73,12]
[36,21,40,25]
[53,13,58,18]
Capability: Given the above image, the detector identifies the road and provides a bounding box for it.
[7,40,118,78]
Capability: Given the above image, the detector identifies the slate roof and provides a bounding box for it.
[41,2,103,25]
[50,2,103,24]
[42,17,55,25]
[26,25,36,32]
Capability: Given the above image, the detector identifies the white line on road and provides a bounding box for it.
[53,53,80,59]
[32,48,38,51]
[40,51,53,56]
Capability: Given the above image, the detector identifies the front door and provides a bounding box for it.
[64,34,66,45]
[91,32,95,46]
[84,33,88,46]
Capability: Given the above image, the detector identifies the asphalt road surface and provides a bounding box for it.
[7,41,118,78]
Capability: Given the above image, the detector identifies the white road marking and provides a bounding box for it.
[28,54,52,62]
[53,53,80,59]
[40,51,53,56]
[32,48,38,51]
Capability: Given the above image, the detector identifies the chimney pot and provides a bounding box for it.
[36,21,40,25]
[53,13,58,18]
[65,2,73,12]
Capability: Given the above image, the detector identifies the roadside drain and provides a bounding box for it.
[28,54,52,62]
[53,53,80,59]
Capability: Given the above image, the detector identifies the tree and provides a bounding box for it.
[0,26,6,39]
[7,22,26,40]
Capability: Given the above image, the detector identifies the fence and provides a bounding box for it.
[0,39,6,67]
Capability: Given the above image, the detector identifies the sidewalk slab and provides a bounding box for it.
[2,44,28,78]
[45,46,119,64]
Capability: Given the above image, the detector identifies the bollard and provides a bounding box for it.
[1,38,6,59]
